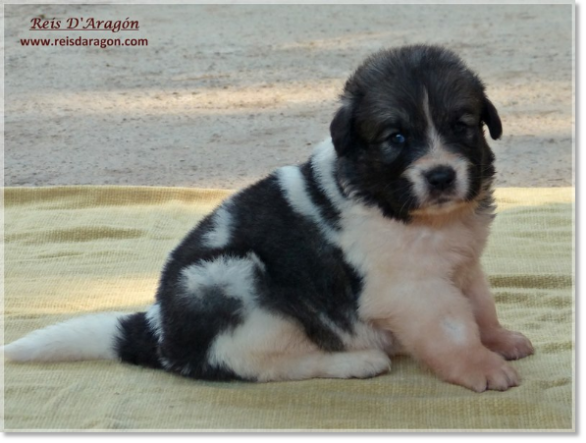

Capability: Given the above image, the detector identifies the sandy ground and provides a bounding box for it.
[3,3,574,189]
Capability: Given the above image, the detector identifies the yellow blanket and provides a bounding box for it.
[2,186,574,431]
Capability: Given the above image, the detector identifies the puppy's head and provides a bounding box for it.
[331,45,501,221]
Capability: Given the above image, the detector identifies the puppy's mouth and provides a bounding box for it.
[412,180,469,215]
[419,192,464,210]
[431,195,454,205]
[411,192,468,216]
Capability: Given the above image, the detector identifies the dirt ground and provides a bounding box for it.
[3,2,574,189]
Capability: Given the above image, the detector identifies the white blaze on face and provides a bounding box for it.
[423,90,444,156]
[403,89,470,211]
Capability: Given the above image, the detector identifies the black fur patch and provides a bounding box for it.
[157,278,251,381]
[116,312,162,370]
[300,162,341,230]
[222,174,361,351]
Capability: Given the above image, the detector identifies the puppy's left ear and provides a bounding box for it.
[330,104,356,156]
[482,97,503,140]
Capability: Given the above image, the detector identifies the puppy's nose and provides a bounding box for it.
[424,166,456,191]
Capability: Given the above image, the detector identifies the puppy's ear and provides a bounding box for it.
[481,97,503,140]
[330,104,356,156]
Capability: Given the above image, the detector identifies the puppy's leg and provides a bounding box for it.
[251,349,391,382]
[461,262,534,360]
[209,309,390,382]
[370,280,519,392]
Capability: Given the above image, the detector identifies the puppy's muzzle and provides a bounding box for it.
[424,165,456,193]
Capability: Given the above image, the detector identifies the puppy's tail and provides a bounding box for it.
[3,310,162,369]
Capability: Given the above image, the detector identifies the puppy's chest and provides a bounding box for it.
[339,208,488,280]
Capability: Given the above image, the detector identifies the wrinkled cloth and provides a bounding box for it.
[2,186,574,431]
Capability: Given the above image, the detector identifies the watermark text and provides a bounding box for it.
[30,17,140,33]
[21,36,148,49]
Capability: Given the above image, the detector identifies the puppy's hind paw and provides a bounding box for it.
[326,350,391,379]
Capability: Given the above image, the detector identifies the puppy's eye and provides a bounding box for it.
[389,133,406,145]
[453,121,472,134]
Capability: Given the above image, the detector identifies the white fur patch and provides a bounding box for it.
[3,312,129,362]
[452,159,471,201]
[207,308,311,379]
[310,140,349,211]
[276,163,338,243]
[180,253,262,304]
[423,89,443,155]
[442,318,468,345]
[404,166,429,208]
[203,203,233,249]
[338,199,491,321]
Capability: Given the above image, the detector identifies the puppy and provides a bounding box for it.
[4,45,534,392]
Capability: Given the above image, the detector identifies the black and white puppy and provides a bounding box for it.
[4,45,534,392]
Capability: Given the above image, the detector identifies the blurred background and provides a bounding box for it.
[3,2,574,189]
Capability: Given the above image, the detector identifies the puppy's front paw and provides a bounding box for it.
[482,328,534,361]
[447,350,520,392]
